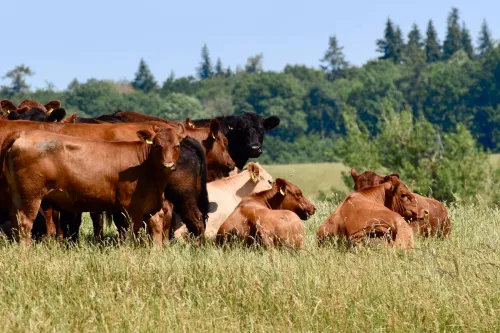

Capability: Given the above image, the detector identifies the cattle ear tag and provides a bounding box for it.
[47,108,54,115]
[146,139,153,144]
[6,109,11,114]
[251,171,257,182]
[228,125,233,130]
[279,187,285,196]
[211,132,216,140]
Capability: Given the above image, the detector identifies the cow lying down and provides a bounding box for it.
[2,127,182,246]
[316,176,428,249]
[216,178,316,249]
[173,162,274,240]
[351,168,451,237]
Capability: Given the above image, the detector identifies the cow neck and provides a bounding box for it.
[252,186,283,210]
[357,185,387,206]
[216,172,254,199]
[385,192,405,215]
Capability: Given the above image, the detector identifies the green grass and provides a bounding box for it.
[0,201,499,332]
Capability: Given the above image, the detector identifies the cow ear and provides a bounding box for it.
[137,130,154,144]
[46,108,66,122]
[264,116,280,131]
[275,178,287,196]
[7,111,21,120]
[17,106,30,114]
[61,112,78,123]
[0,100,17,114]
[389,173,400,179]
[185,118,196,129]
[248,163,259,183]
[44,100,61,112]
[209,118,221,139]
[176,123,185,136]
[351,168,359,180]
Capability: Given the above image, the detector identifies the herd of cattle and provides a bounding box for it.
[0,99,451,249]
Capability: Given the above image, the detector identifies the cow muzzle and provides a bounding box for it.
[249,145,262,157]
[163,162,176,171]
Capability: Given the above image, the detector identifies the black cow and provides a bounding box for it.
[190,112,280,169]
[6,107,66,122]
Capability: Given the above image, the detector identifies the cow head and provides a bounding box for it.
[383,176,427,220]
[274,178,315,220]
[205,119,235,174]
[0,99,66,122]
[351,168,400,191]
[224,113,280,167]
[246,162,273,193]
[137,124,184,171]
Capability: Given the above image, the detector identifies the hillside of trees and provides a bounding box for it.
[2,7,499,166]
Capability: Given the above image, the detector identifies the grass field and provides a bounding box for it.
[0,201,499,332]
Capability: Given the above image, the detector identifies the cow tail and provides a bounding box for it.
[0,131,22,169]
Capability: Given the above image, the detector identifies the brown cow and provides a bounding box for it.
[216,178,316,249]
[3,126,183,246]
[0,99,66,122]
[351,168,451,237]
[317,177,428,248]
[89,111,235,181]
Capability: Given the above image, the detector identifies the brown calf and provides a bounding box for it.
[317,177,428,248]
[351,168,451,237]
[216,178,316,249]
[3,127,183,246]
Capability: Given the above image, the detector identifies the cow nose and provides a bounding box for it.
[250,145,261,152]
[163,162,176,170]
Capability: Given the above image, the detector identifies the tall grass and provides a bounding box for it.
[0,201,498,332]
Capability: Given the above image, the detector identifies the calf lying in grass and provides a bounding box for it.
[216,178,315,249]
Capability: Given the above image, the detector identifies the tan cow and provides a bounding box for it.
[351,168,451,237]
[173,162,273,240]
[317,176,428,249]
[216,178,316,249]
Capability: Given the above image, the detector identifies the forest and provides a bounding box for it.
[2,7,499,202]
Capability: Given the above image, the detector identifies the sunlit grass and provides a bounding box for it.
[0,202,498,332]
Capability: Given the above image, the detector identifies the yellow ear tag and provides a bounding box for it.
[188,122,196,129]
[146,139,153,145]
[47,108,54,115]
[211,133,216,140]
[228,125,233,130]
[6,110,11,114]
[279,187,285,196]
[251,171,256,182]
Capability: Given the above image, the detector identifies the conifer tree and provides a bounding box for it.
[320,35,349,80]
[376,19,404,63]
[132,59,158,93]
[215,58,224,77]
[477,19,494,57]
[443,7,462,59]
[197,44,214,79]
[425,20,441,63]
[461,22,474,59]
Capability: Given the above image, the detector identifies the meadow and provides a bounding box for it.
[0,163,499,332]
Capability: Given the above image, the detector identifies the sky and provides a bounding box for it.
[2,0,499,91]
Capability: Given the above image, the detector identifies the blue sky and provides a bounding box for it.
[2,0,498,90]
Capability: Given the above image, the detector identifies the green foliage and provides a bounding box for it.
[197,44,213,79]
[460,23,474,59]
[443,8,462,60]
[245,54,264,74]
[131,59,158,93]
[2,65,34,96]
[376,19,404,63]
[425,20,442,63]
[320,35,349,80]
[477,19,493,57]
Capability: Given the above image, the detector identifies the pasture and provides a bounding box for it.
[0,200,499,331]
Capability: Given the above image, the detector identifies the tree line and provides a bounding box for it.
[1,8,499,176]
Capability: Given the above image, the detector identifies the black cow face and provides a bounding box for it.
[7,107,66,122]
[225,113,280,168]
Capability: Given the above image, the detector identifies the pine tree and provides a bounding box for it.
[461,22,474,59]
[478,19,493,57]
[443,7,462,59]
[376,19,404,63]
[131,59,158,93]
[320,35,349,80]
[404,24,425,64]
[197,44,213,79]
[215,58,224,77]
[3,64,34,95]
[425,20,441,63]
[225,67,233,78]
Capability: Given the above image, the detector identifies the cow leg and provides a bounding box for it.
[393,220,414,249]
[60,211,82,242]
[175,204,205,238]
[10,197,41,245]
[112,212,129,240]
[41,202,56,238]
[90,212,104,241]
[145,210,164,247]
[53,210,63,241]
[162,201,174,241]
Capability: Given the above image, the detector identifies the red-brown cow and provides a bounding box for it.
[3,127,182,246]
[350,168,451,237]
[216,178,316,249]
[317,177,428,248]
